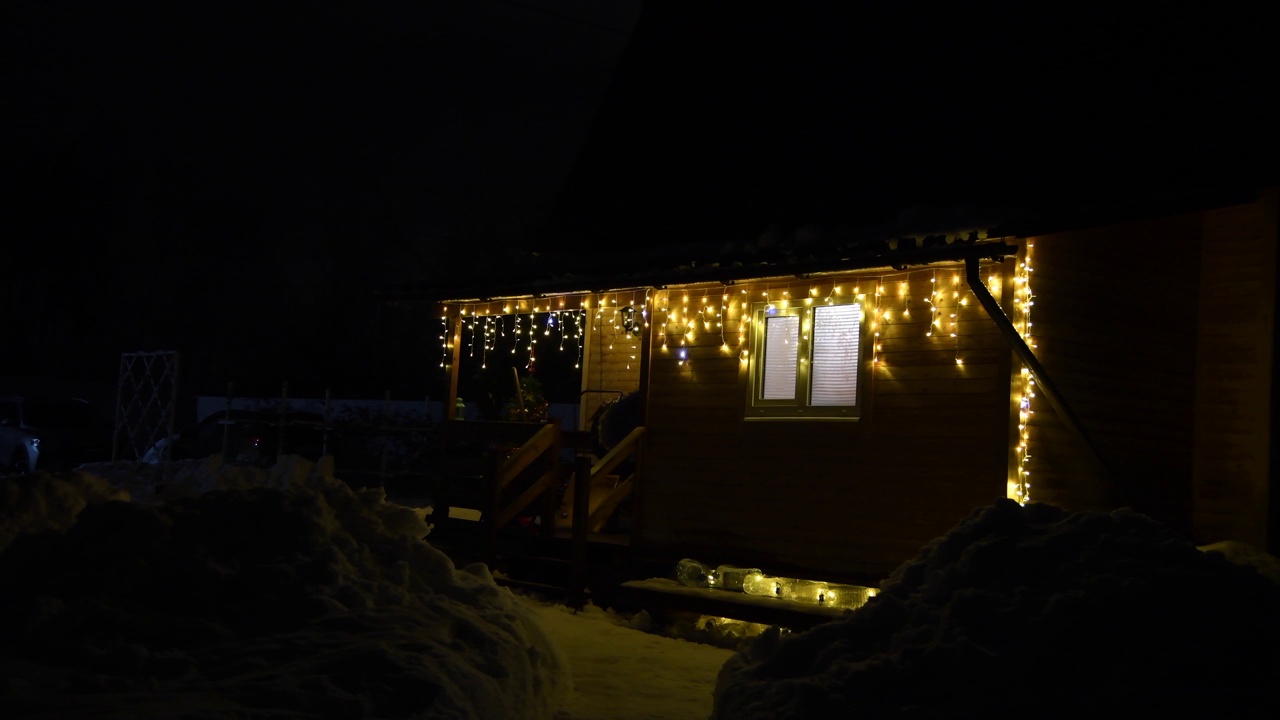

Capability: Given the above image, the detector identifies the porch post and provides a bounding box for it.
[569,453,592,609]
[445,312,463,420]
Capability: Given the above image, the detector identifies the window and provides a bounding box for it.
[747,298,868,419]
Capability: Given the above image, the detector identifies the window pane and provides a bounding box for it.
[762,315,800,400]
[811,304,860,406]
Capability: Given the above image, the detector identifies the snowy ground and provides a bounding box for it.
[4,458,1279,718]
[1,457,570,719]
[528,601,731,720]
[0,457,732,719]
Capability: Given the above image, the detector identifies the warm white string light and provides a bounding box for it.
[438,309,450,368]
[872,280,883,364]
[1012,244,1037,505]
[720,292,730,352]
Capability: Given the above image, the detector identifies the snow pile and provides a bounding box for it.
[0,458,570,719]
[78,455,434,538]
[0,471,129,553]
[713,499,1280,718]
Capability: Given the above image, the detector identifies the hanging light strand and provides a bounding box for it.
[1012,244,1037,505]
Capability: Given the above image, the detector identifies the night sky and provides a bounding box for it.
[4,0,639,402]
[5,1,1277,407]
[546,1,1280,253]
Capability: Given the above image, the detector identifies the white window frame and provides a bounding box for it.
[746,297,869,420]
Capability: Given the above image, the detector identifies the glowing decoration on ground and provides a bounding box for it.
[1011,242,1037,505]
[740,572,874,609]
[712,565,761,592]
[675,559,876,612]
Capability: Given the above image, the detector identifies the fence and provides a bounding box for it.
[194,383,580,492]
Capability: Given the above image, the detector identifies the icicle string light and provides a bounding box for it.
[1011,243,1037,505]
[647,268,997,370]
[439,267,1014,394]
[438,310,450,368]
[872,281,882,364]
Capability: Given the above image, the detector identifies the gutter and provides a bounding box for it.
[387,238,1020,305]
[963,256,1123,504]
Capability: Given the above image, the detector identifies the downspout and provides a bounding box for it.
[963,255,1127,505]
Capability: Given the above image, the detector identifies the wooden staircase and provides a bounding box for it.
[419,419,646,607]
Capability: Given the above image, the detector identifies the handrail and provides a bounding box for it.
[591,426,645,479]
[487,420,561,540]
[496,421,560,489]
[497,469,559,528]
[569,425,646,608]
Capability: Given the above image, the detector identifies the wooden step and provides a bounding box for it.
[555,473,634,533]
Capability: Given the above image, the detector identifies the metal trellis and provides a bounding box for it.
[114,351,180,462]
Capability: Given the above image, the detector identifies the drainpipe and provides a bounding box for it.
[963,255,1125,504]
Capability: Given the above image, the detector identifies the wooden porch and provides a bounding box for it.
[410,418,646,607]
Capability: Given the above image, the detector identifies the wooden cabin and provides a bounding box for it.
[413,187,1278,587]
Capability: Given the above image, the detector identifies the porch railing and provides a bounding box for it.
[569,426,645,607]
[429,419,563,558]
[425,419,645,606]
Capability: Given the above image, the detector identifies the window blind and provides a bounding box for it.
[810,303,860,406]
[762,315,800,400]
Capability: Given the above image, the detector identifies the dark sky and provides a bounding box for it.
[3,0,639,398]
[4,0,1278,400]
[548,1,1280,252]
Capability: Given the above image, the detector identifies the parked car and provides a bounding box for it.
[0,396,117,474]
[153,409,336,468]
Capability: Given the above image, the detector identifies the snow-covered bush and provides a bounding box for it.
[714,499,1280,718]
[0,457,570,719]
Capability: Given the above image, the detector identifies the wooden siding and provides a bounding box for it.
[1191,195,1277,547]
[580,293,646,429]
[1023,196,1278,550]
[637,264,1013,581]
[1023,215,1203,530]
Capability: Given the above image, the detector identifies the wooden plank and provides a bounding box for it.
[877,317,1004,340]
[497,471,557,528]
[870,362,1001,380]
[495,421,559,489]
[872,347,1008,367]
[871,375,1004,395]
[588,477,634,533]
[592,427,645,478]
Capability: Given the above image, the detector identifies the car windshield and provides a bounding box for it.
[23,398,107,429]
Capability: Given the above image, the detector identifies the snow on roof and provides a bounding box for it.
[712,499,1280,717]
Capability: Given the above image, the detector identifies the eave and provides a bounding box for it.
[383,235,1019,306]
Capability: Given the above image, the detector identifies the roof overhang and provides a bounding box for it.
[388,236,1020,306]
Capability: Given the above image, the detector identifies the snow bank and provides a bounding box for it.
[0,471,129,553]
[0,457,570,719]
[713,499,1280,718]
